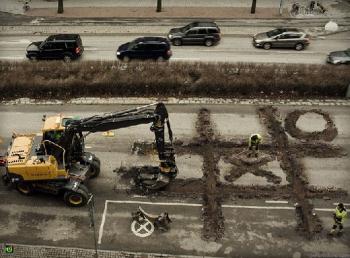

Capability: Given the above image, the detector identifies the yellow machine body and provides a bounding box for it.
[6,134,67,181]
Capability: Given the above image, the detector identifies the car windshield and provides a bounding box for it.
[267,29,282,38]
[181,23,195,33]
[128,41,137,50]
[39,41,46,48]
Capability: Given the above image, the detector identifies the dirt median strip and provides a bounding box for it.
[0,61,349,100]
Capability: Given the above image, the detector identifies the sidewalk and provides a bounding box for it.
[1,0,350,19]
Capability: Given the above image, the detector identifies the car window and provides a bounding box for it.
[42,42,56,49]
[134,44,146,50]
[198,29,207,34]
[187,29,198,35]
[66,42,75,48]
[345,50,350,56]
[208,28,218,34]
[288,34,301,39]
[278,34,289,39]
[267,29,282,37]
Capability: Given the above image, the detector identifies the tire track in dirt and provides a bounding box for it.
[258,106,323,237]
[195,108,225,241]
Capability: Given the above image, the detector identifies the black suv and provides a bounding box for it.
[26,34,84,61]
[253,28,310,51]
[167,21,221,47]
[116,37,172,62]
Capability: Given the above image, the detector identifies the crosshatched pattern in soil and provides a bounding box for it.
[116,106,347,240]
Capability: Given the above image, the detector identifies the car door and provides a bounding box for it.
[131,43,147,59]
[183,29,198,44]
[197,28,208,44]
[274,33,289,48]
[40,42,64,59]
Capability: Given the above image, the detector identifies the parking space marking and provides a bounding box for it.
[265,200,289,204]
[97,200,335,245]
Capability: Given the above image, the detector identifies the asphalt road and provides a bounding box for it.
[0,33,349,63]
[0,104,349,257]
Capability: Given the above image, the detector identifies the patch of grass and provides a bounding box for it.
[0,61,349,100]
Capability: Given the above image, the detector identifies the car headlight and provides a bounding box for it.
[168,34,173,39]
[116,51,121,55]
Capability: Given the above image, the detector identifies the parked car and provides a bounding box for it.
[26,34,84,61]
[116,37,172,62]
[327,49,350,64]
[167,21,221,47]
[252,28,310,51]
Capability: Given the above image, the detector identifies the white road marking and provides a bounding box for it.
[97,199,335,245]
[97,201,108,245]
[84,48,99,51]
[85,146,92,149]
[332,203,350,206]
[0,39,31,44]
[265,200,289,204]
[0,57,25,60]
[171,57,201,61]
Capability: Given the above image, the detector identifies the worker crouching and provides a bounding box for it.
[248,133,262,158]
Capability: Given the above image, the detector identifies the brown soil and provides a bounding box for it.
[285,109,338,142]
[115,106,347,239]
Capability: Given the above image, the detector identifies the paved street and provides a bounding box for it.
[0,104,349,257]
[1,33,349,64]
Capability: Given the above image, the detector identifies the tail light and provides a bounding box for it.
[75,47,80,54]
[0,156,6,166]
[167,50,172,56]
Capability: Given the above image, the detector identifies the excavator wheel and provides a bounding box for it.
[16,181,34,195]
[88,158,101,178]
[63,187,89,207]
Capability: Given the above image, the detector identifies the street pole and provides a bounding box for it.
[156,0,162,12]
[251,0,257,14]
[88,194,98,258]
[279,0,284,16]
[58,0,63,14]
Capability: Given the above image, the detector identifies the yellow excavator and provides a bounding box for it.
[1,103,177,207]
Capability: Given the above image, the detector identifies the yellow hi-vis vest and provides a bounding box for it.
[335,207,347,223]
[249,134,262,147]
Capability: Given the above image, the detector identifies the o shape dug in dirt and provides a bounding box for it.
[284,109,338,142]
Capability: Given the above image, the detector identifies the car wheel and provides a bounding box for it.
[123,56,130,62]
[63,55,72,62]
[28,56,37,61]
[16,181,34,195]
[295,43,304,51]
[89,158,101,178]
[204,39,214,47]
[173,39,182,46]
[263,43,271,50]
[157,56,165,62]
[63,188,88,207]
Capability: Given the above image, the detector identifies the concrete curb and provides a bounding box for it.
[1,97,349,106]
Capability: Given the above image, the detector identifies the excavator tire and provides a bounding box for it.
[89,159,101,178]
[16,181,34,195]
[63,187,89,207]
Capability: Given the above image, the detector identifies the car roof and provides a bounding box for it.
[191,21,218,28]
[134,37,169,44]
[46,34,80,41]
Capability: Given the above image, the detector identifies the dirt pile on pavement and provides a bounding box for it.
[115,105,348,239]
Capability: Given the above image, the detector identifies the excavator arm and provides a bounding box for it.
[47,103,176,178]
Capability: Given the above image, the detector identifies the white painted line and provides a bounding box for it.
[333,203,350,206]
[265,200,289,204]
[171,58,201,61]
[97,199,336,245]
[222,204,294,210]
[85,146,92,149]
[107,200,202,207]
[97,201,108,245]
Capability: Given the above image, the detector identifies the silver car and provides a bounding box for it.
[253,28,310,51]
[327,49,350,65]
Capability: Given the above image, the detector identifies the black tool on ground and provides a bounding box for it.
[132,206,172,232]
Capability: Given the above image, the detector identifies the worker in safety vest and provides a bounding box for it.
[248,133,262,157]
[330,203,347,234]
